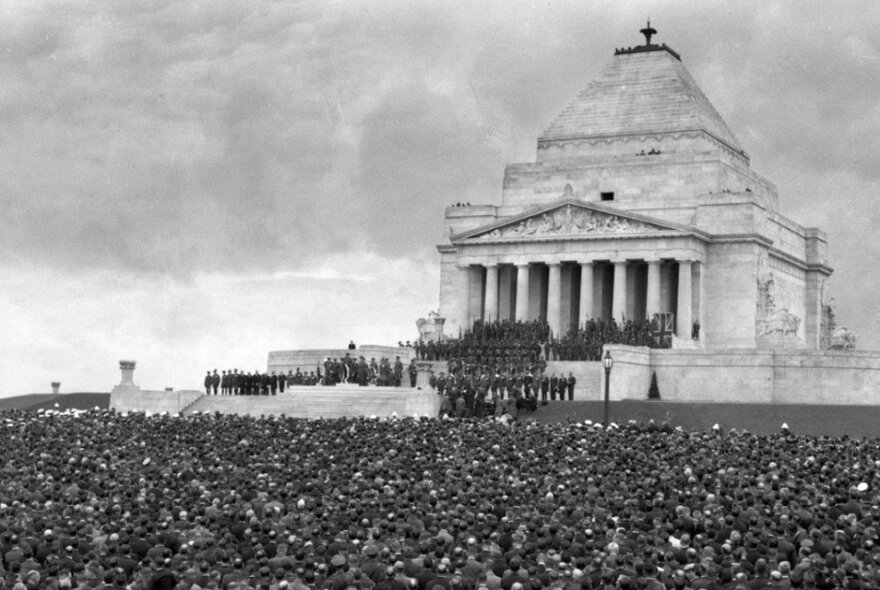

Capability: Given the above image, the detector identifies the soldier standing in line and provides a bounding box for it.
[567,372,576,401]
[204,371,212,395]
[408,359,418,387]
[394,356,404,387]
[211,370,220,395]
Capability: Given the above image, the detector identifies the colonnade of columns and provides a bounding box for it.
[471,258,699,338]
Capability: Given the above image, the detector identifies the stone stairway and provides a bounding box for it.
[183,386,441,419]
[543,361,604,401]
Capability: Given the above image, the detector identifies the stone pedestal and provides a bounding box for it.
[415,361,435,390]
[112,360,141,393]
[51,382,60,394]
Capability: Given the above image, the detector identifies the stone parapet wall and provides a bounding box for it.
[183,387,441,419]
[604,345,880,405]
[268,346,415,374]
[110,389,203,414]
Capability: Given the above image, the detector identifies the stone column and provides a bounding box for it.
[611,261,628,322]
[646,259,661,320]
[51,382,60,394]
[547,263,562,336]
[484,264,499,322]
[578,262,593,328]
[457,265,472,330]
[515,264,530,321]
[677,260,693,337]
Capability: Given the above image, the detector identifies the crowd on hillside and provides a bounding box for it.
[1,409,879,590]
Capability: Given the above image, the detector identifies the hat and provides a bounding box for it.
[330,555,347,568]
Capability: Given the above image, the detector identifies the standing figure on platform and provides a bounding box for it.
[567,373,576,401]
[394,357,404,387]
[356,357,369,386]
[322,358,331,385]
[211,370,220,395]
[408,359,418,387]
[204,371,212,395]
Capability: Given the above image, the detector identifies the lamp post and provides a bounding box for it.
[602,350,614,426]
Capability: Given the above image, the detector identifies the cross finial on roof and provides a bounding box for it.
[640,19,657,46]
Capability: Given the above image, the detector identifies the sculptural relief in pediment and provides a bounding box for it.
[475,204,659,240]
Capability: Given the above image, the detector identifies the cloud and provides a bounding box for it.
[0,250,439,395]
[2,0,880,395]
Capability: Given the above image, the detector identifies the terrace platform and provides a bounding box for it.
[178,386,441,418]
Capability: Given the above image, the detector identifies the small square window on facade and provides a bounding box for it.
[601,191,615,201]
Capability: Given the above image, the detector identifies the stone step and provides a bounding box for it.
[184,386,441,419]
[544,361,604,401]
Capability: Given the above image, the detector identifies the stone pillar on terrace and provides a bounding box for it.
[112,360,140,393]
[611,261,628,322]
[578,262,593,328]
[677,260,693,337]
[484,263,499,322]
[646,259,662,320]
[547,262,562,336]
[515,264,530,321]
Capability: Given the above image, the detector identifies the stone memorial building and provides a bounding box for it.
[438,24,832,351]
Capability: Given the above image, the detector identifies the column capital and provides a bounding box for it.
[612,259,629,266]
[483,262,499,269]
[546,261,562,268]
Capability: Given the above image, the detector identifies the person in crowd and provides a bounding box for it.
[1,408,878,590]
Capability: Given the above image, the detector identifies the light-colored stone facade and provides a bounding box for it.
[438,33,832,349]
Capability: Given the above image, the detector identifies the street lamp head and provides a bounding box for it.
[602,351,614,371]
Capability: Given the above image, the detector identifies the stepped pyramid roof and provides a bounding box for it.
[538,24,745,158]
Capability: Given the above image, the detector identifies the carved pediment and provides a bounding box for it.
[462,203,669,242]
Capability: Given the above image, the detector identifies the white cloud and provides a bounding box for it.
[1,0,880,396]
[0,251,439,396]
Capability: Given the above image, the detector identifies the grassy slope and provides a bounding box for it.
[0,393,110,412]
[530,400,880,438]
[1,393,877,438]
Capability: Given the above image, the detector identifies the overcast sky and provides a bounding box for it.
[2,1,879,396]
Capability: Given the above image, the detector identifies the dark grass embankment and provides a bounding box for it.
[0,393,110,412]
[1,393,877,438]
[531,400,880,438]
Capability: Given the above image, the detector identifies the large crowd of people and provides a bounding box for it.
[1,409,879,589]
[417,318,669,370]
[415,319,665,413]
